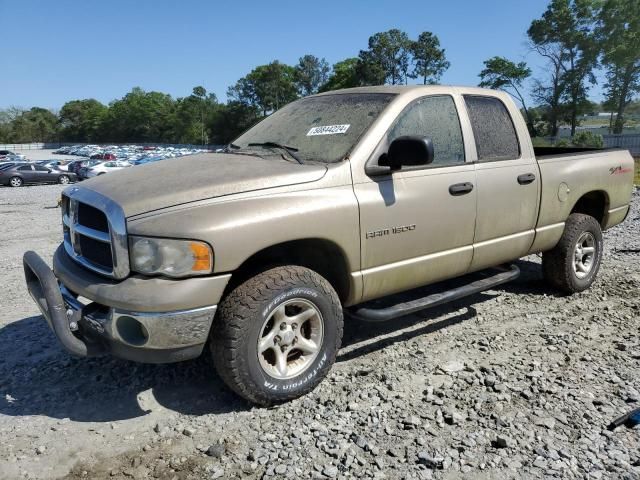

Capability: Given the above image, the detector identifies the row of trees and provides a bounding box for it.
[1,0,638,144]
[479,0,639,135]
[227,30,448,115]
[0,88,262,145]
[0,28,450,145]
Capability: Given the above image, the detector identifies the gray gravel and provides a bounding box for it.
[0,184,639,480]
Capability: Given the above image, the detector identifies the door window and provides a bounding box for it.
[388,95,465,167]
[463,95,520,161]
[17,165,32,171]
[34,165,49,171]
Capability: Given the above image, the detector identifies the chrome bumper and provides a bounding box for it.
[24,251,217,363]
[61,284,217,349]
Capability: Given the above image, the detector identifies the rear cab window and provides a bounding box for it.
[463,95,520,161]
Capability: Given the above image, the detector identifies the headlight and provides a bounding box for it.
[129,236,213,277]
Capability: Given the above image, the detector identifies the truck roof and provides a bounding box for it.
[313,84,503,98]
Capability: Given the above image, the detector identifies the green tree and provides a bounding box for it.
[295,55,330,96]
[528,0,599,136]
[359,29,412,85]
[479,56,535,134]
[529,44,565,136]
[209,101,261,144]
[0,108,22,143]
[171,87,219,144]
[410,31,450,84]
[9,107,59,143]
[59,99,108,142]
[102,87,176,143]
[596,0,640,133]
[572,130,604,147]
[319,58,362,92]
[228,61,299,115]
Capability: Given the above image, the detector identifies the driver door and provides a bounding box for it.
[353,95,477,302]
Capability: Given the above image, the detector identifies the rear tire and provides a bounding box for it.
[58,175,70,185]
[9,176,23,187]
[542,213,603,293]
[210,266,343,405]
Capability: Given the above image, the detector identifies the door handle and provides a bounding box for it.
[449,182,474,196]
[517,173,536,185]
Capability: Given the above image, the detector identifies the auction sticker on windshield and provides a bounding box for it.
[307,124,351,136]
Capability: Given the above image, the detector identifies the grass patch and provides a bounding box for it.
[635,158,640,185]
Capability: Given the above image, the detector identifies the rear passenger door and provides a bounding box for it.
[463,95,540,271]
[33,165,53,182]
[16,164,35,182]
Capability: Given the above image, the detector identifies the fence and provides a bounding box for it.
[602,134,640,156]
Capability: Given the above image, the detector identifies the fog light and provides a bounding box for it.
[116,316,149,346]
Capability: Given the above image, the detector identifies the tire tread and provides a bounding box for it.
[542,213,603,293]
[211,266,343,405]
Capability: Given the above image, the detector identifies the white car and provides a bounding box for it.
[41,160,69,171]
[85,161,131,178]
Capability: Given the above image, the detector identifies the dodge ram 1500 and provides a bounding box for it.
[24,86,634,404]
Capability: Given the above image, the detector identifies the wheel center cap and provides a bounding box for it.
[281,328,295,346]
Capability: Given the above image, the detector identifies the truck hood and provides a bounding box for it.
[83,153,327,217]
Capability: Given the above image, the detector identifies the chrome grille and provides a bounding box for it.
[61,187,130,279]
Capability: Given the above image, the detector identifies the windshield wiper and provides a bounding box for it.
[222,143,263,158]
[247,142,304,164]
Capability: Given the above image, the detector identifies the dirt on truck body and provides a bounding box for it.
[23,85,634,405]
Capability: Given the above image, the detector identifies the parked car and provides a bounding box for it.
[22,86,635,405]
[0,150,26,160]
[90,152,117,161]
[77,160,101,180]
[0,163,76,187]
[66,160,84,175]
[38,160,70,171]
[85,160,132,178]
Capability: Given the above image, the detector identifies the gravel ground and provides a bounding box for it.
[0,184,639,480]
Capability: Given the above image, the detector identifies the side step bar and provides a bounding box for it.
[349,264,520,322]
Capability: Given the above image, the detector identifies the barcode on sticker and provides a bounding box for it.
[306,124,350,136]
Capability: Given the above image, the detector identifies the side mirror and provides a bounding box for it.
[386,136,434,170]
[366,136,434,176]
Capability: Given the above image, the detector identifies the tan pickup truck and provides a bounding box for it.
[23,86,634,405]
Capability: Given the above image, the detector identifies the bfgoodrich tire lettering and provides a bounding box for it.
[542,213,603,293]
[210,266,343,405]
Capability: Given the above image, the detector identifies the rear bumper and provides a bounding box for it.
[23,250,224,363]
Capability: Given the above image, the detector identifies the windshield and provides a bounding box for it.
[233,93,396,163]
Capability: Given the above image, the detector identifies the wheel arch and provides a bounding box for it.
[570,190,609,227]
[224,238,352,304]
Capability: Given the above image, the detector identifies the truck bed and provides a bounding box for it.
[534,146,617,158]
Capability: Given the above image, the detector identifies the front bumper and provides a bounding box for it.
[23,250,223,363]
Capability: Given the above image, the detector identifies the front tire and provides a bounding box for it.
[211,266,343,405]
[542,213,603,293]
[9,176,23,187]
[58,175,70,185]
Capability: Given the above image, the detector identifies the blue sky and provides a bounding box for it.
[0,0,604,110]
